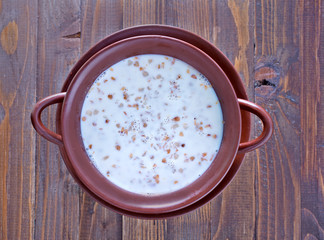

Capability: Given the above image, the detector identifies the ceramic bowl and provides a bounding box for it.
[31,35,272,214]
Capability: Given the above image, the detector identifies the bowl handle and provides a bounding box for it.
[237,98,273,154]
[31,92,66,145]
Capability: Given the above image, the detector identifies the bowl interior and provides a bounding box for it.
[61,35,241,214]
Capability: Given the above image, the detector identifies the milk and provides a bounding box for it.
[80,54,224,195]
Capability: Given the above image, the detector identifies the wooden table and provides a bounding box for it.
[1,0,323,239]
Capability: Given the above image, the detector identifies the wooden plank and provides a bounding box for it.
[78,1,123,239]
[123,0,165,27]
[122,0,215,239]
[163,1,214,239]
[299,0,324,239]
[0,1,37,239]
[81,0,124,52]
[254,0,303,239]
[123,219,167,240]
[35,1,81,239]
[164,0,213,41]
[166,206,211,240]
[122,1,168,239]
[210,1,255,239]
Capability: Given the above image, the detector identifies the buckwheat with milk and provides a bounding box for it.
[80,54,224,195]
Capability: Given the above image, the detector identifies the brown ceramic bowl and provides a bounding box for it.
[31,35,272,214]
[55,25,251,218]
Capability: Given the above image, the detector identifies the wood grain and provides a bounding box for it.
[123,0,165,27]
[81,0,123,52]
[0,1,37,239]
[163,1,223,239]
[210,1,255,239]
[0,21,18,55]
[254,0,309,239]
[35,0,81,239]
[299,0,324,239]
[78,1,123,239]
[122,1,168,238]
[123,1,215,238]
[123,218,167,240]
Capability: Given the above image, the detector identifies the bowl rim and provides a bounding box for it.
[60,34,242,214]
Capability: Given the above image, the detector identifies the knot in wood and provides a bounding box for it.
[254,64,280,99]
[0,103,5,124]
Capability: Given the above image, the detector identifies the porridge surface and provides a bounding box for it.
[80,54,224,195]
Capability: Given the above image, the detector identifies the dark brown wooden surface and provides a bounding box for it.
[0,0,323,239]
